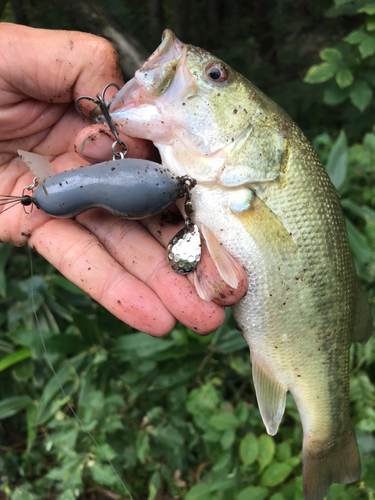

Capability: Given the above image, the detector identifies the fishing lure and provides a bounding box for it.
[0,83,202,274]
[0,158,191,219]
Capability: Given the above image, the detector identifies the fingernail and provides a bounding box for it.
[79,131,114,162]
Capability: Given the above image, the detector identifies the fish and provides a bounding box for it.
[95,30,373,500]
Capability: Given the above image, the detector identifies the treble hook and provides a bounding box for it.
[75,83,128,156]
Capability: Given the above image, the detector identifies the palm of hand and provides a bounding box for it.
[0,24,230,335]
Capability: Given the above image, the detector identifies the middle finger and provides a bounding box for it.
[76,209,226,335]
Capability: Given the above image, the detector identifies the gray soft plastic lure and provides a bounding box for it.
[0,156,201,274]
[1,158,190,219]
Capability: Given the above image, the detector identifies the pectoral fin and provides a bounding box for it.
[200,223,243,289]
[231,189,297,257]
[252,358,287,436]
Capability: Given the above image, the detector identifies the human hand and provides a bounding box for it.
[0,23,247,336]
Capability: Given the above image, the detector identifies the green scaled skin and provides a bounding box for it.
[102,30,373,500]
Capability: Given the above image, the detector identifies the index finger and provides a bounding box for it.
[0,23,123,109]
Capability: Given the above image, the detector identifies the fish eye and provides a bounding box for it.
[205,62,227,83]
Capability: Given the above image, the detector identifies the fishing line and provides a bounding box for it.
[28,245,134,500]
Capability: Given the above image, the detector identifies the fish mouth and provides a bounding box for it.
[141,29,186,68]
[91,30,187,126]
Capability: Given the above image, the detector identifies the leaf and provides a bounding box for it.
[57,491,76,500]
[209,412,239,430]
[210,477,237,491]
[148,470,162,500]
[203,428,222,443]
[9,328,53,350]
[257,434,276,472]
[12,358,35,382]
[229,356,251,375]
[364,131,375,150]
[358,4,375,15]
[26,403,37,451]
[304,63,337,84]
[89,463,118,486]
[237,486,269,500]
[336,69,354,89]
[213,451,232,471]
[185,484,212,500]
[359,35,375,58]
[269,494,286,500]
[324,82,350,105]
[136,432,150,463]
[341,198,375,223]
[221,428,236,450]
[186,383,220,416]
[0,395,31,420]
[346,219,373,263]
[93,443,117,462]
[11,489,34,500]
[350,80,373,111]
[47,458,81,481]
[260,462,293,487]
[71,312,100,346]
[366,15,375,31]
[239,432,259,466]
[33,359,84,425]
[319,48,343,64]
[325,130,348,190]
[152,424,184,450]
[0,243,12,298]
[276,442,292,462]
[150,359,200,390]
[345,30,367,45]
[44,334,87,355]
[215,328,247,353]
[210,474,237,492]
[49,274,87,295]
[334,0,353,5]
[293,476,304,500]
[112,333,174,361]
[0,348,32,372]
[285,456,302,468]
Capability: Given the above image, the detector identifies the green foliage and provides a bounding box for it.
[0,1,374,499]
[0,251,304,499]
[304,0,375,113]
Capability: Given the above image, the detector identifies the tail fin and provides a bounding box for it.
[303,425,360,500]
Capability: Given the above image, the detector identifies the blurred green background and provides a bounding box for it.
[0,0,374,499]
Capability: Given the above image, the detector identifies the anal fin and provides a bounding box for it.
[252,358,287,436]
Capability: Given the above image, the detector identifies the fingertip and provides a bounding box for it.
[74,125,160,163]
[189,301,226,336]
[74,126,114,162]
[145,316,177,337]
[212,273,248,307]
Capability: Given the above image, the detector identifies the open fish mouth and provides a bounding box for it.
[91,30,187,128]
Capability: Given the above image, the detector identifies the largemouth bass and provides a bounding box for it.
[97,30,373,500]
